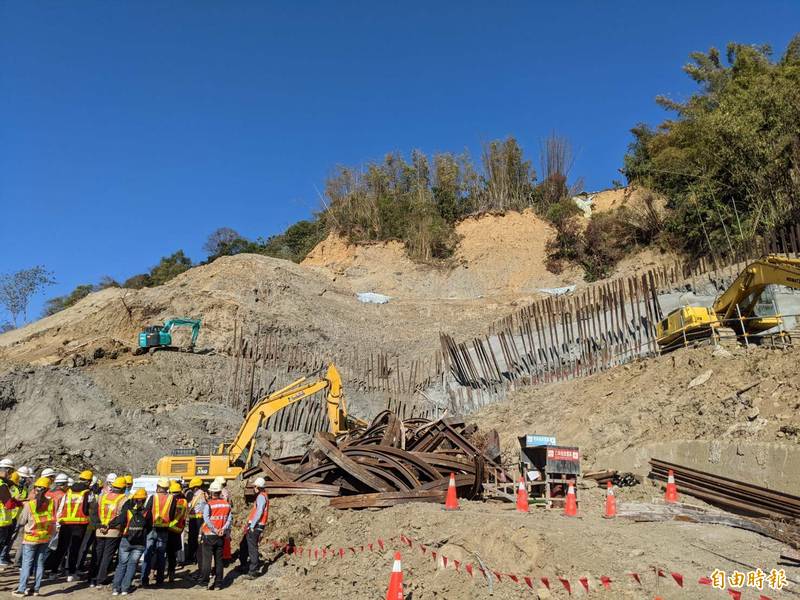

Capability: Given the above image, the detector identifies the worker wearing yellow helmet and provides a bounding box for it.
[89,476,128,587]
[141,478,177,586]
[109,489,151,595]
[123,474,134,494]
[185,477,206,568]
[13,477,56,597]
[45,468,93,581]
[165,481,187,583]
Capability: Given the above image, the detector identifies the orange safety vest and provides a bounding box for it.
[24,497,56,544]
[247,491,269,527]
[201,498,231,535]
[46,488,66,507]
[22,498,56,544]
[152,493,173,528]
[99,491,127,527]
[59,489,89,525]
[168,497,187,533]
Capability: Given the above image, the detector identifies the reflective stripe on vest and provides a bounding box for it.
[0,482,10,526]
[60,489,89,525]
[10,484,26,521]
[152,493,173,528]
[168,497,187,533]
[189,490,206,519]
[200,498,231,535]
[99,492,127,526]
[247,491,269,527]
[24,497,55,544]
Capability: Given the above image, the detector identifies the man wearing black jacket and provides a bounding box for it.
[110,489,151,596]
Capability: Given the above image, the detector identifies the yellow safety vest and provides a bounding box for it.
[24,498,55,544]
[168,497,187,533]
[99,492,127,527]
[0,482,11,527]
[10,484,27,521]
[59,489,89,525]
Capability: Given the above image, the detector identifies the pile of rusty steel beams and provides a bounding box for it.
[649,458,800,521]
[242,411,510,508]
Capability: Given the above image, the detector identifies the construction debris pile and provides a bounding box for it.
[243,411,510,508]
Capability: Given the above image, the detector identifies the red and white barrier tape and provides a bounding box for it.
[261,533,778,598]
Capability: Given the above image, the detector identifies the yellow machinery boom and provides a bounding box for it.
[657,255,800,350]
[156,364,363,480]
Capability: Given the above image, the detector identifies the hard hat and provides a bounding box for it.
[0,458,14,470]
[54,473,68,485]
[189,477,203,488]
[41,468,56,479]
[9,472,20,484]
[112,476,127,489]
[212,476,226,485]
[67,477,75,487]
[124,474,133,485]
[106,472,118,483]
[252,477,267,489]
[132,488,147,500]
[79,470,93,481]
[208,481,222,493]
[169,481,182,493]
[18,466,34,479]
[34,477,51,489]
[157,477,170,489]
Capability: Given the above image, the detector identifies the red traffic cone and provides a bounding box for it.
[223,535,232,559]
[603,481,616,518]
[444,472,460,511]
[385,551,403,600]
[516,477,529,513]
[563,482,578,517]
[665,469,679,503]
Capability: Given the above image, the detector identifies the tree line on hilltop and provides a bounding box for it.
[2,35,798,328]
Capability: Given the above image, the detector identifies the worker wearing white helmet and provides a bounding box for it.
[197,480,232,590]
[0,458,16,567]
[40,468,55,482]
[238,477,269,579]
[212,476,231,503]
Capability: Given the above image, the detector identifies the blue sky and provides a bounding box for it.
[1,1,799,321]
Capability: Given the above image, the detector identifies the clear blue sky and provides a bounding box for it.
[1,1,798,321]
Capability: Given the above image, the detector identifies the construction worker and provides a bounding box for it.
[197,480,231,590]
[185,477,206,567]
[47,469,92,581]
[88,475,128,587]
[0,458,18,568]
[140,477,176,586]
[166,480,187,582]
[3,470,23,564]
[123,474,134,495]
[12,477,56,598]
[9,467,35,566]
[110,488,151,596]
[239,477,269,579]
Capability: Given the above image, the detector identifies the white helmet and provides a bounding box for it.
[106,472,118,483]
[67,477,75,487]
[252,477,267,489]
[0,458,14,470]
[208,481,223,493]
[212,476,226,485]
[18,466,35,479]
[54,473,69,485]
[41,468,56,479]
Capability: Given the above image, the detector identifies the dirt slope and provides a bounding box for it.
[475,344,800,494]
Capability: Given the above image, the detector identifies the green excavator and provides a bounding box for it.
[135,318,201,354]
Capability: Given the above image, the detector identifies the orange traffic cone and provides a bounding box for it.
[444,472,460,511]
[516,477,529,513]
[385,551,403,600]
[563,482,578,517]
[603,481,616,518]
[665,469,679,503]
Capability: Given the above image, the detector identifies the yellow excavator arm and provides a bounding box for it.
[657,255,800,350]
[156,363,365,480]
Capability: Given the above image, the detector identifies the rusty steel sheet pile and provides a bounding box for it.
[243,410,510,508]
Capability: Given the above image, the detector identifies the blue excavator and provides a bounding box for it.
[136,318,201,354]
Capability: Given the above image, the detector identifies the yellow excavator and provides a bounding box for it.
[656,255,800,351]
[156,364,364,480]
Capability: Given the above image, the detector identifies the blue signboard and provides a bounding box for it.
[525,434,556,447]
